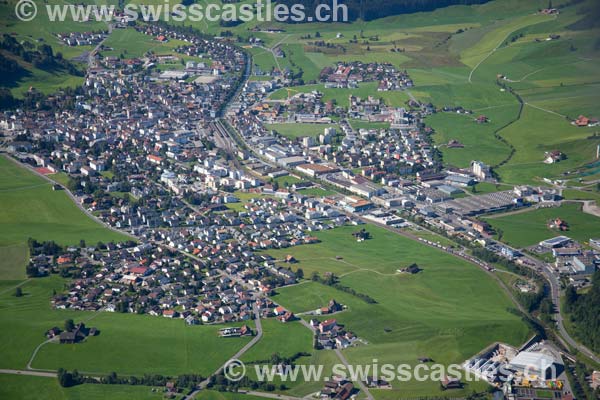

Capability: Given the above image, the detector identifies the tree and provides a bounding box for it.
[79,239,86,249]
[564,285,578,311]
[57,368,71,387]
[296,268,304,279]
[64,319,75,332]
[15,287,23,297]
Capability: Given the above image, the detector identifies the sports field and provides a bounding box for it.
[483,203,600,248]
[265,123,337,139]
[269,224,530,398]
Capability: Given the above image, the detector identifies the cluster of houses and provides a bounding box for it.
[57,31,107,46]
[4,18,600,400]
[318,62,413,91]
[319,376,355,399]
[46,322,98,344]
[310,318,358,350]
[45,234,305,322]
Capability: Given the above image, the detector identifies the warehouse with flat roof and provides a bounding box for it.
[509,351,557,379]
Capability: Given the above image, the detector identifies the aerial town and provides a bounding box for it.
[1,1,599,400]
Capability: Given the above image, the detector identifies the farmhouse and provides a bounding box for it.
[59,323,96,344]
[440,376,462,390]
[544,150,565,164]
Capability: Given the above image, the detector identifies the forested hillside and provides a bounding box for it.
[565,271,600,353]
[276,0,491,21]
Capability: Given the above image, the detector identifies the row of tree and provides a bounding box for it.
[57,368,205,389]
[311,271,377,303]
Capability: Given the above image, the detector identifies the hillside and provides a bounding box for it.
[276,0,492,21]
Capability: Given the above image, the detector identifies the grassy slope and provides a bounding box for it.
[0,276,250,376]
[427,105,516,168]
[0,0,110,96]
[0,156,130,280]
[483,203,600,248]
[0,156,129,247]
[494,107,600,184]
[268,224,529,398]
[0,243,28,280]
[0,374,168,400]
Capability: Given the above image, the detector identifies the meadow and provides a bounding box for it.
[1,0,599,397]
[239,318,341,395]
[0,156,131,281]
[0,374,172,400]
[269,224,530,398]
[0,156,130,248]
[561,188,600,203]
[0,0,110,95]
[483,203,600,248]
[0,276,251,377]
[427,106,516,168]
[264,122,337,139]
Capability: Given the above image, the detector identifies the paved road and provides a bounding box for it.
[26,338,57,370]
[491,240,600,364]
[222,103,600,365]
[334,349,374,400]
[243,391,302,399]
[0,369,57,378]
[184,304,263,399]
[87,23,113,68]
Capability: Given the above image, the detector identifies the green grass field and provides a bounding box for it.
[561,188,600,203]
[2,0,600,397]
[0,0,110,95]
[0,156,130,247]
[268,224,529,398]
[0,243,28,280]
[0,276,251,377]
[265,123,337,139]
[483,203,600,248]
[428,105,516,168]
[0,156,130,280]
[0,374,170,400]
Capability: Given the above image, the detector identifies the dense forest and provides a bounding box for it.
[276,0,491,21]
[564,271,600,353]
